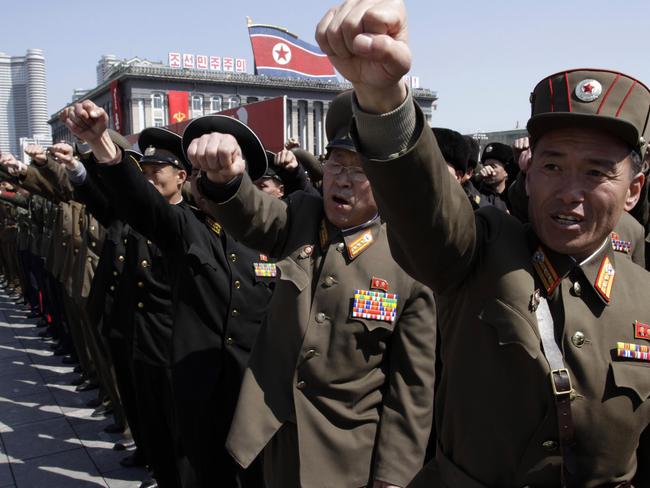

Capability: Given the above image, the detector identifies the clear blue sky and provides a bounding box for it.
[3,0,649,134]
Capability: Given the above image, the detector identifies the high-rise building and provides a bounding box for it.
[0,49,50,156]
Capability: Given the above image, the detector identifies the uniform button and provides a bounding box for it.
[572,282,582,296]
[118,255,125,262]
[62,242,67,247]
[90,226,96,231]
[305,349,317,359]
[303,245,313,256]
[74,248,79,254]
[147,240,152,245]
[234,280,241,289]
[90,242,96,248]
[542,440,558,452]
[141,260,149,268]
[296,380,306,390]
[137,302,144,309]
[113,271,119,277]
[137,282,144,288]
[231,309,240,317]
[571,331,586,348]
[225,337,234,346]
[229,253,237,262]
[87,257,93,262]
[123,239,127,244]
[110,285,115,291]
[323,276,336,287]
[315,312,327,323]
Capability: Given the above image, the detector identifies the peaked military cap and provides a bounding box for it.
[326,91,356,153]
[527,69,650,155]
[138,127,190,172]
[182,115,267,181]
[433,128,469,173]
[481,142,514,166]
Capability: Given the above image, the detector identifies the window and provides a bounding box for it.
[246,96,259,104]
[228,96,240,109]
[210,96,222,114]
[191,95,204,118]
[151,93,166,127]
[152,93,164,109]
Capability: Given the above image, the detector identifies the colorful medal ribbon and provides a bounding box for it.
[352,289,398,323]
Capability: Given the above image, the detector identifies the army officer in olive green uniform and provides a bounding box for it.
[317,1,650,486]
[188,97,436,488]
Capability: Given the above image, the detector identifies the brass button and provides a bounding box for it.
[90,226,95,231]
[118,255,125,262]
[315,312,327,323]
[542,440,558,452]
[229,253,237,262]
[323,276,336,287]
[137,302,144,309]
[305,349,317,359]
[110,285,115,291]
[137,282,144,288]
[141,260,149,268]
[113,271,118,277]
[572,282,582,296]
[234,280,241,289]
[225,337,234,346]
[231,309,240,317]
[296,380,306,390]
[87,257,92,262]
[303,245,313,256]
[571,331,586,348]
[90,242,96,248]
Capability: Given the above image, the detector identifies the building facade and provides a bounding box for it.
[0,49,50,156]
[50,57,438,157]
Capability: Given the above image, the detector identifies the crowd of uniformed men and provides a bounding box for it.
[0,1,648,487]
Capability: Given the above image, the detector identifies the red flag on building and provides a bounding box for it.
[168,91,189,124]
[248,21,337,81]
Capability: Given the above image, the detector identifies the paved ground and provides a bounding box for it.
[0,292,148,487]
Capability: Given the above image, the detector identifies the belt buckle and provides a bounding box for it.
[550,368,573,396]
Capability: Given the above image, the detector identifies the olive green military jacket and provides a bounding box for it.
[199,174,436,488]
[360,103,650,487]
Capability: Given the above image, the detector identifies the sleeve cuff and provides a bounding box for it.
[197,172,243,203]
[66,161,88,185]
[352,89,419,160]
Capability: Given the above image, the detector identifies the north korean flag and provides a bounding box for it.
[248,25,338,81]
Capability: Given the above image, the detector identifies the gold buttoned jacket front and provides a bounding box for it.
[200,174,436,488]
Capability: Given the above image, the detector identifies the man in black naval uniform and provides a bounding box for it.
[66,131,192,488]
[61,100,274,488]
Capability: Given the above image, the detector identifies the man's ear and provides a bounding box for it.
[624,172,645,211]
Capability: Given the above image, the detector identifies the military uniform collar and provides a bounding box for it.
[527,228,616,305]
[578,237,616,305]
[321,214,381,260]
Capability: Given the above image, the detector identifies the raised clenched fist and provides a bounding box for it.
[48,143,78,170]
[275,149,299,173]
[186,133,246,184]
[316,0,410,113]
[60,100,109,145]
[24,144,47,165]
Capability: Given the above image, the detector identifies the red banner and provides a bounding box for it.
[110,80,123,134]
[168,91,189,124]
